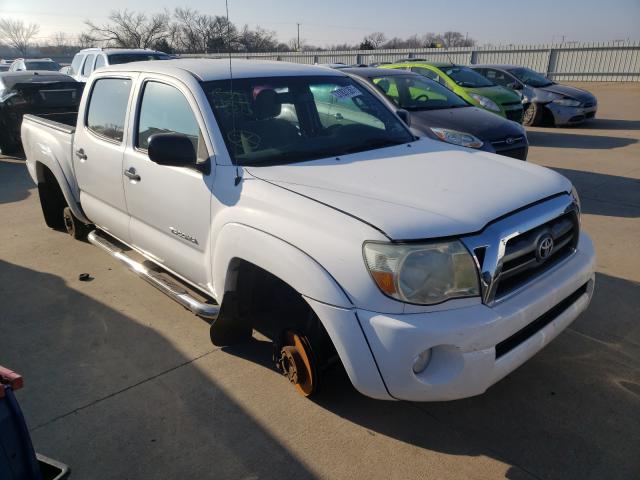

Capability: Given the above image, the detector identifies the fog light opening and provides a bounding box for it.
[412,349,432,374]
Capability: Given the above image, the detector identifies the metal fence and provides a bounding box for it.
[185,41,640,82]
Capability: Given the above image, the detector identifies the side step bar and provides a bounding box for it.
[88,230,220,319]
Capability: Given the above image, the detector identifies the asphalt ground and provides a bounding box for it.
[1,82,638,480]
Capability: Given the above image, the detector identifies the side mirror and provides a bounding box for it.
[148,133,197,168]
[396,109,411,127]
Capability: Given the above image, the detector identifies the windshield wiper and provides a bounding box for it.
[339,138,405,155]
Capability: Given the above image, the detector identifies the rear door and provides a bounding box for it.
[73,75,136,242]
[122,76,213,289]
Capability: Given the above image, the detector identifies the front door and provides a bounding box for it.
[122,78,213,291]
[73,75,135,242]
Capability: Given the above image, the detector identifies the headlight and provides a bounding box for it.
[363,240,480,305]
[430,128,484,148]
[571,185,581,220]
[469,93,500,112]
[552,98,581,107]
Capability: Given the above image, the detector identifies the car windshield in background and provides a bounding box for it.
[25,61,61,71]
[443,66,494,88]
[371,74,468,110]
[508,67,554,87]
[201,75,414,166]
[107,53,171,65]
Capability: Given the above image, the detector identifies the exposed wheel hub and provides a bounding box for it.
[275,331,316,397]
[63,208,75,235]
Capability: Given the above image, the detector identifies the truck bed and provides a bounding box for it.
[22,112,78,135]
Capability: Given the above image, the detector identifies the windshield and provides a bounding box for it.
[442,66,494,88]
[107,53,171,65]
[508,67,553,87]
[202,75,414,166]
[370,74,468,110]
[25,61,61,71]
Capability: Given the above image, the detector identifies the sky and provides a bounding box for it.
[1,0,639,47]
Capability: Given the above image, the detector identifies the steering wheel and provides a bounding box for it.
[414,94,429,102]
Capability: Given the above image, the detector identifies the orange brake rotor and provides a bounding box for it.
[282,331,316,397]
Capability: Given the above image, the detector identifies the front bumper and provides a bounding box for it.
[546,102,597,125]
[356,232,596,401]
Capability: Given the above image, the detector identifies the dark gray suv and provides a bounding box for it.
[471,65,597,127]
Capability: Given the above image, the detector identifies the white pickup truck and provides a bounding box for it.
[22,59,595,401]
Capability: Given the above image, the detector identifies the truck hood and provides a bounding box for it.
[246,140,571,240]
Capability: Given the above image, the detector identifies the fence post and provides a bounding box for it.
[470,49,478,65]
[546,47,558,77]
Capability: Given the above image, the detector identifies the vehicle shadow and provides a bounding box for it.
[0,157,32,205]
[526,130,637,149]
[227,273,640,480]
[0,259,317,480]
[552,167,640,216]
[581,118,640,131]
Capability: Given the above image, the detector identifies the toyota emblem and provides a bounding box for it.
[536,234,554,262]
[506,137,515,145]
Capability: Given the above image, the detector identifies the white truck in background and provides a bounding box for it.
[21,59,595,401]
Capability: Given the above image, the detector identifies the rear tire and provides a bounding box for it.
[63,207,91,240]
[522,102,544,126]
[38,172,67,230]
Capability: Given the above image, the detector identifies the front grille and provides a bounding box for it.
[585,111,595,119]
[505,108,523,123]
[495,147,528,160]
[494,211,579,299]
[495,282,589,358]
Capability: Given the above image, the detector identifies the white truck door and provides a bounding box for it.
[73,76,135,242]
[122,79,213,290]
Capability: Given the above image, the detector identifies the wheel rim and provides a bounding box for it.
[276,331,316,397]
[523,104,535,124]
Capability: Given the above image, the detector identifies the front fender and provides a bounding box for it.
[212,222,351,308]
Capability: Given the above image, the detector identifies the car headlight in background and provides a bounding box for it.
[430,128,484,148]
[552,97,581,107]
[363,240,480,305]
[469,93,500,112]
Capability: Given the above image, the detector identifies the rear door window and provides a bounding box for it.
[94,55,106,70]
[86,78,132,142]
[82,54,96,77]
[71,54,85,75]
[484,69,512,87]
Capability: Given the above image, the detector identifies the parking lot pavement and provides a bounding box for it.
[1,82,638,480]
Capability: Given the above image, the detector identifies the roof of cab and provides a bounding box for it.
[470,64,521,70]
[103,58,345,81]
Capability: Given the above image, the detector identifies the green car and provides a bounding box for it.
[381,61,524,122]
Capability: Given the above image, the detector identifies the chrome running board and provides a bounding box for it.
[88,230,220,319]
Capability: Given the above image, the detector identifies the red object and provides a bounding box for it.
[0,366,23,398]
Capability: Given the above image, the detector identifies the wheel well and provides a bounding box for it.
[539,104,556,126]
[224,258,337,365]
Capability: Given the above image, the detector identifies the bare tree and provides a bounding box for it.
[0,18,40,57]
[441,31,475,48]
[53,32,68,49]
[364,32,387,49]
[236,25,277,52]
[85,10,170,48]
[172,8,235,53]
[77,33,96,49]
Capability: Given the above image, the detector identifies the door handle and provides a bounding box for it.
[124,167,141,182]
[75,148,87,161]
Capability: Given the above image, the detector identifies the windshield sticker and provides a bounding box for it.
[330,85,362,99]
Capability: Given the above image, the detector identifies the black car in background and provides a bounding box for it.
[0,72,84,155]
[471,65,598,126]
[344,68,528,160]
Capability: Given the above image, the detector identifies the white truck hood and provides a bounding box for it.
[246,140,572,240]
